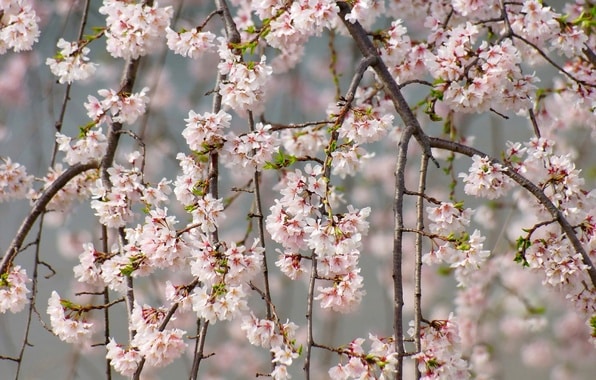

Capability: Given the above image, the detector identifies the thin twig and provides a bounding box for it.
[414,154,429,379]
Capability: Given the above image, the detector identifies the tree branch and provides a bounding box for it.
[428,137,596,288]
[1,161,99,275]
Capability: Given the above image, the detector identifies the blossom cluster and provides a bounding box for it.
[182,109,231,153]
[423,202,491,287]
[410,316,471,380]
[106,304,187,376]
[46,38,97,84]
[189,238,263,323]
[99,0,173,60]
[47,291,94,344]
[217,40,272,114]
[56,128,107,166]
[0,157,33,202]
[85,87,150,125]
[241,313,300,380]
[0,0,39,53]
[221,123,279,170]
[166,27,216,59]
[426,22,538,113]
[0,265,30,313]
[460,155,515,200]
[328,334,398,379]
[380,19,427,84]
[241,0,337,71]
[267,162,371,312]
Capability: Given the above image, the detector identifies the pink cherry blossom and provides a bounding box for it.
[0,157,33,202]
[46,38,97,84]
[47,291,94,344]
[0,265,30,313]
[99,0,173,60]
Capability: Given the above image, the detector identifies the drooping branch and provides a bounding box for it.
[392,126,413,377]
[336,1,438,168]
[1,161,100,275]
[303,55,378,380]
[428,137,596,288]
[414,153,429,378]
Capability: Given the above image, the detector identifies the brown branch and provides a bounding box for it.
[1,161,100,275]
[414,153,429,378]
[428,137,596,288]
[336,1,438,168]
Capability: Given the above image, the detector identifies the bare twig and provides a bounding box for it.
[414,153,429,379]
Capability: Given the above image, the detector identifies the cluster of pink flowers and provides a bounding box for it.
[105,339,142,377]
[331,144,373,179]
[267,164,325,254]
[0,157,33,202]
[241,313,300,380]
[0,265,30,313]
[90,163,166,229]
[424,202,491,286]
[339,105,393,144]
[328,334,398,379]
[72,242,105,287]
[0,0,39,53]
[106,304,187,376]
[460,155,514,200]
[47,291,94,344]
[252,0,337,70]
[380,19,427,84]
[173,152,208,207]
[56,128,107,165]
[188,238,262,322]
[124,207,189,272]
[266,162,371,311]
[46,39,97,84]
[280,126,327,157]
[166,27,216,59]
[525,231,590,288]
[411,316,471,379]
[217,40,272,114]
[85,87,150,125]
[221,123,279,170]
[182,109,231,153]
[99,0,173,59]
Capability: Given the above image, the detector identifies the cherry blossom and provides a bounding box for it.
[221,123,279,170]
[46,38,97,84]
[47,291,94,344]
[217,39,272,114]
[182,109,231,152]
[460,155,514,199]
[55,128,107,166]
[0,0,39,53]
[410,316,471,380]
[166,27,216,59]
[99,0,173,60]
[0,265,30,313]
[0,157,33,202]
[85,87,150,126]
[1,0,596,379]
[106,339,142,377]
